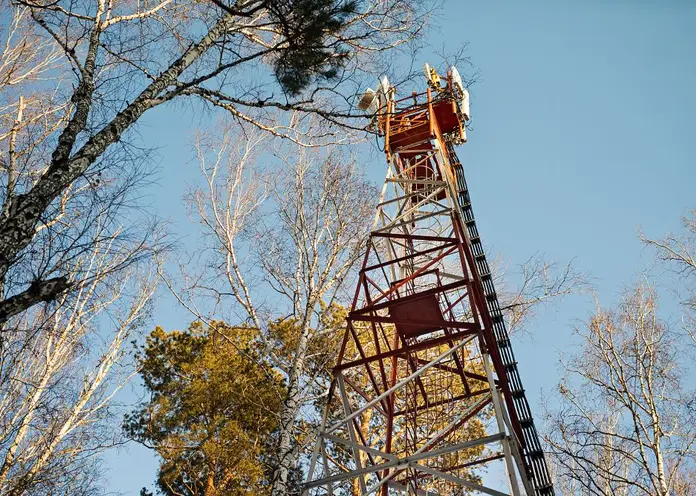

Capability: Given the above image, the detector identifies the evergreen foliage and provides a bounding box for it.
[125,322,285,496]
[267,0,358,95]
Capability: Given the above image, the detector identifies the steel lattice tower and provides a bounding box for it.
[304,67,555,496]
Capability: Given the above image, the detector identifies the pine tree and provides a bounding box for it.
[126,322,285,496]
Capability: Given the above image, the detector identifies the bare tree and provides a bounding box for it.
[0,5,169,492]
[0,0,163,326]
[544,212,696,495]
[169,126,375,494]
[0,0,72,311]
[0,2,66,143]
[0,219,158,496]
[0,0,435,323]
[493,254,587,335]
[642,210,696,343]
[543,284,696,496]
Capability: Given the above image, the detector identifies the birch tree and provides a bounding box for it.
[174,129,374,494]
[0,225,158,496]
[544,213,696,495]
[0,5,166,492]
[0,0,433,323]
[642,210,696,343]
[544,285,696,495]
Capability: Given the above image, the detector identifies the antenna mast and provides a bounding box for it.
[304,65,555,496]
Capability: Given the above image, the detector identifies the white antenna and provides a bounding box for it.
[378,75,390,95]
[374,75,391,113]
[450,65,470,121]
[423,63,433,85]
[451,65,463,93]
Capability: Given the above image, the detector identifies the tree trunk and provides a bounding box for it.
[351,408,372,495]
[205,469,217,496]
[271,322,312,495]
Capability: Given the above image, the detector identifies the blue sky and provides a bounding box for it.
[104,1,696,493]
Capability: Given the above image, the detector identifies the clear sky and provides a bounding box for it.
[104,1,696,493]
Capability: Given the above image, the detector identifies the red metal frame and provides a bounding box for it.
[304,68,552,496]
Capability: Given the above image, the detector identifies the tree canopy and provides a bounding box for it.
[125,322,285,496]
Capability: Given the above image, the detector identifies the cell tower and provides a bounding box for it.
[303,66,555,496]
